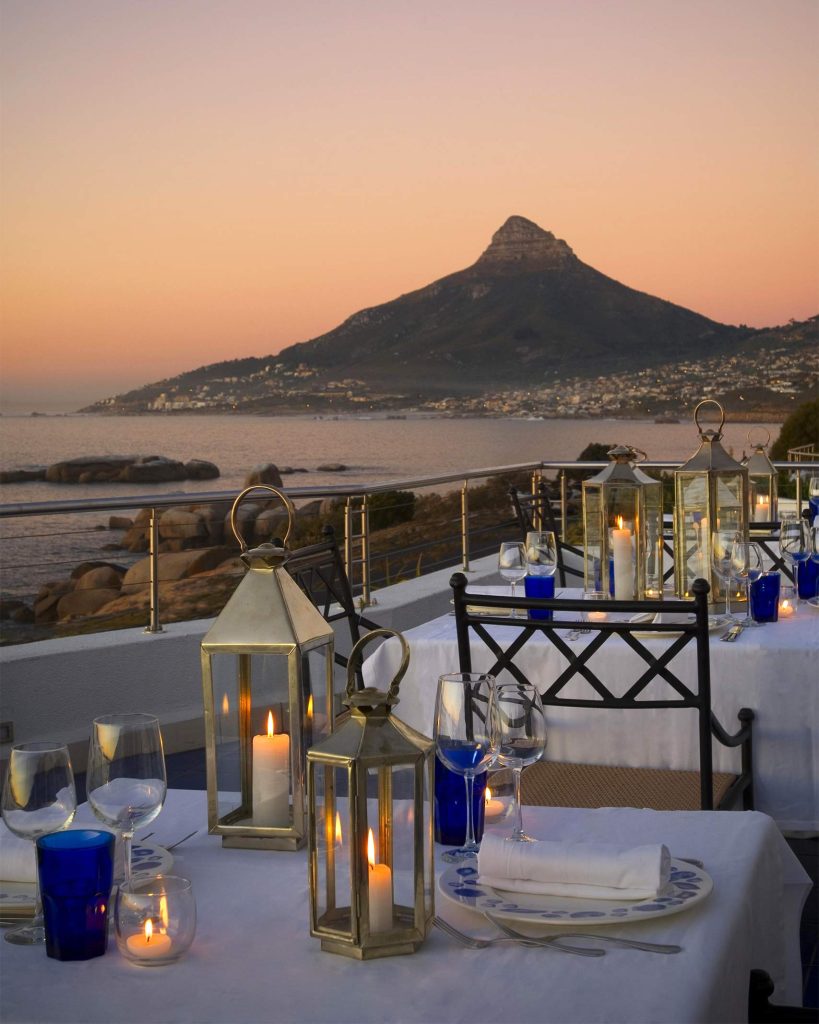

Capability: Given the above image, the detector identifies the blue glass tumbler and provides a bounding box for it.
[524,572,555,619]
[37,829,114,961]
[749,572,780,623]
[433,756,486,846]
[796,557,818,600]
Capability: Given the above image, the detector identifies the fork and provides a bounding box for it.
[720,624,744,642]
[164,830,198,851]
[486,915,681,954]
[434,916,604,956]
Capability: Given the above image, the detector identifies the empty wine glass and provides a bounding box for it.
[524,531,558,577]
[780,515,810,604]
[1,742,76,945]
[711,528,739,621]
[494,681,546,843]
[498,541,527,614]
[87,714,167,883]
[731,538,763,627]
[434,673,496,862]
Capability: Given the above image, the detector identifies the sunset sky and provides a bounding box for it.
[1,0,817,412]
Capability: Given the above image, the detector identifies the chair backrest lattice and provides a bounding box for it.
[508,484,583,588]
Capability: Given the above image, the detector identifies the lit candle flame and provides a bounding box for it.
[144,919,153,943]
[267,710,275,737]
[485,786,493,803]
[335,812,342,846]
[221,693,229,715]
[616,515,624,530]
[307,695,313,719]
[159,895,169,932]
[367,828,376,869]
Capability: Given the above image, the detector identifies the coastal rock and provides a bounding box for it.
[243,463,284,488]
[159,509,208,549]
[34,580,74,622]
[0,597,29,620]
[70,560,126,581]
[108,515,134,530]
[254,507,289,541]
[121,509,153,552]
[184,459,220,480]
[9,604,35,624]
[118,456,186,483]
[0,466,47,484]
[57,588,122,620]
[316,463,348,472]
[74,566,125,592]
[120,546,235,593]
[46,456,134,484]
[97,556,243,620]
[188,503,230,545]
[226,502,264,546]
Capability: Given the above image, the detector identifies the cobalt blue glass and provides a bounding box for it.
[37,829,114,961]
[524,572,555,619]
[749,572,780,623]
[433,756,486,846]
[796,557,818,600]
[593,558,615,594]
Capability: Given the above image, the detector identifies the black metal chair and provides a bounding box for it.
[508,483,583,588]
[450,573,755,812]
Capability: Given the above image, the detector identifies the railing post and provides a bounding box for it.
[560,470,568,540]
[530,468,542,531]
[344,498,353,591]
[461,480,470,571]
[143,507,164,634]
[359,494,375,607]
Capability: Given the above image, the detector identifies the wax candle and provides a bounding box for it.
[125,918,173,960]
[778,599,795,618]
[610,516,634,600]
[484,786,505,823]
[252,711,290,826]
[366,829,392,933]
[754,496,770,523]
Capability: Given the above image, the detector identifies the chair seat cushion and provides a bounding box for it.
[491,761,737,812]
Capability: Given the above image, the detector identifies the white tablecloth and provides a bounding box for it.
[0,790,810,1024]
[364,592,819,832]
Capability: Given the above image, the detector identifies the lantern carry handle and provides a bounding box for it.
[345,628,410,705]
[747,427,771,449]
[229,485,296,551]
[693,399,726,437]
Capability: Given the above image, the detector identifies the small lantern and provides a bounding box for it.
[742,429,778,523]
[201,486,335,851]
[307,629,434,960]
[673,401,749,599]
[581,445,664,600]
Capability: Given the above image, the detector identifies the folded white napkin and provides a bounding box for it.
[478,833,671,900]
[0,822,36,883]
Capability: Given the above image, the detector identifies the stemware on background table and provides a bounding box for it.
[1,742,76,945]
[731,537,762,627]
[86,713,167,883]
[524,530,557,618]
[434,672,496,862]
[498,541,527,610]
[711,528,739,622]
[493,681,547,843]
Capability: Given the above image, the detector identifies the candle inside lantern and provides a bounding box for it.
[252,711,290,827]
[125,917,173,960]
[484,786,504,823]
[778,598,795,618]
[610,516,634,600]
[754,496,770,522]
[366,828,393,933]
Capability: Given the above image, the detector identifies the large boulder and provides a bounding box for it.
[225,502,264,547]
[159,509,208,549]
[120,546,235,592]
[74,565,125,592]
[184,459,220,480]
[317,463,348,472]
[118,456,186,483]
[57,588,122,620]
[243,464,283,488]
[254,507,289,541]
[108,515,134,530]
[34,580,74,622]
[0,466,47,484]
[70,560,126,581]
[189,503,229,545]
[45,456,135,484]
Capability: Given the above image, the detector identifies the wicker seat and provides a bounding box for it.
[451,574,755,812]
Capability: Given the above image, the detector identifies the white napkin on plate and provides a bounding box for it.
[478,833,671,900]
[0,822,36,883]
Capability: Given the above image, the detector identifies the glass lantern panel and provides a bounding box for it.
[208,653,243,825]
[302,648,333,748]
[311,762,353,936]
[642,484,664,597]
[749,477,773,522]
[583,486,603,592]
[365,762,421,933]
[712,474,744,533]
[676,473,710,596]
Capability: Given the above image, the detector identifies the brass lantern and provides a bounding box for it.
[673,401,749,599]
[307,629,434,960]
[742,429,778,524]
[201,486,335,851]
[581,445,664,600]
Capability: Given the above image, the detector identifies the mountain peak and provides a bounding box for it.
[476,215,575,268]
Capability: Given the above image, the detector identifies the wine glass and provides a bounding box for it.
[711,528,739,621]
[524,531,558,577]
[1,742,76,945]
[494,681,547,843]
[434,673,496,862]
[498,541,527,614]
[86,714,167,883]
[779,515,810,604]
[731,538,763,627]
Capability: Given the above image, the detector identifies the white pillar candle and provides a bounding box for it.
[252,711,290,827]
[610,517,634,600]
[126,919,173,960]
[366,829,393,932]
[754,497,770,522]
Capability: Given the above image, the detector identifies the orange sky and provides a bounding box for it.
[1,0,817,411]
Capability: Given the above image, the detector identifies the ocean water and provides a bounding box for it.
[0,413,778,601]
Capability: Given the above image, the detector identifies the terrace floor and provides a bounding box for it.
[75,747,818,1012]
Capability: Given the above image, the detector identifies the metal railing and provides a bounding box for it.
[1,457,817,638]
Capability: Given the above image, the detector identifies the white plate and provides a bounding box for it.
[438,858,712,925]
[0,843,174,918]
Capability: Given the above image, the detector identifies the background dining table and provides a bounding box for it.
[0,789,810,1024]
[363,588,819,833]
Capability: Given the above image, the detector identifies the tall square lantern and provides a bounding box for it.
[201,486,335,851]
[673,401,749,599]
[742,429,778,523]
[307,629,434,960]
[582,445,664,600]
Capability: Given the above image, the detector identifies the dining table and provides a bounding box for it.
[0,789,810,1024]
[363,587,819,833]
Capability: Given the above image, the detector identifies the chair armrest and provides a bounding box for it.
[710,707,754,748]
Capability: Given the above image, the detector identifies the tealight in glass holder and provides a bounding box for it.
[115,875,196,966]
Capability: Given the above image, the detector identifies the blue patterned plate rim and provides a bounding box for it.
[437,857,713,925]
